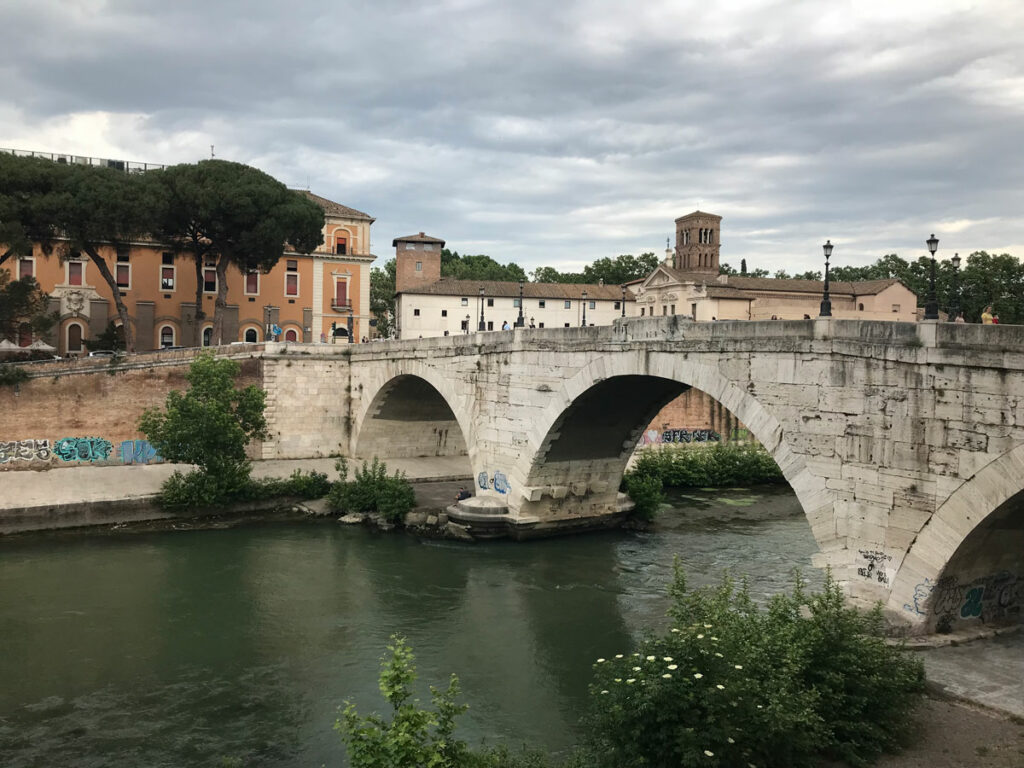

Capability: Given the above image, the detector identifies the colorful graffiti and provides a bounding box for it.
[0,439,52,463]
[910,571,1022,626]
[478,470,511,494]
[638,428,721,446]
[857,549,892,586]
[54,436,113,463]
[119,439,161,465]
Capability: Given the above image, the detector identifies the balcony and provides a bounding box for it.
[331,299,353,312]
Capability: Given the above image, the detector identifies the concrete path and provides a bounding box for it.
[918,630,1024,718]
[0,455,472,510]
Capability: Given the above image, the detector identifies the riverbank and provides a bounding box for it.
[0,455,472,534]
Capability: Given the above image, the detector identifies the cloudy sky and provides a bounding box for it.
[2,0,1022,274]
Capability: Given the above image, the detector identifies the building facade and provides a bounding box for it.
[3,189,376,355]
[392,233,635,338]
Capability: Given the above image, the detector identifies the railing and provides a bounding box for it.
[0,147,165,174]
[331,300,353,312]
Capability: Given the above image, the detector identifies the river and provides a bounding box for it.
[0,485,820,767]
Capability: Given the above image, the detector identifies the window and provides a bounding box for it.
[858,302,865,311]
[245,271,260,295]
[461,297,468,306]
[68,261,84,286]
[614,301,620,310]
[116,262,131,289]
[487,298,494,307]
[203,268,217,293]
[159,326,174,348]
[513,298,521,308]
[334,280,347,306]
[564,300,571,309]
[335,235,347,255]
[285,273,299,297]
[564,322,570,327]
[640,307,645,316]
[244,328,258,343]
[461,319,469,331]
[538,322,544,328]
[18,322,32,346]
[892,304,900,313]
[441,309,447,317]
[589,300,595,310]
[538,300,546,309]
[161,260,176,290]
[662,306,668,316]
[487,321,494,331]
[67,323,83,353]
[691,303,697,318]
[284,329,298,342]
[670,304,675,314]
[202,327,213,346]
[413,308,420,316]
[18,258,33,279]
[415,261,422,271]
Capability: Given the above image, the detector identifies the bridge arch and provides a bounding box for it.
[352,361,475,464]
[519,352,835,553]
[888,443,1024,631]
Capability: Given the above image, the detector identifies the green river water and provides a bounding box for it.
[0,486,820,767]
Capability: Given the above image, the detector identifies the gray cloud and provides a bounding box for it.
[2,0,1023,273]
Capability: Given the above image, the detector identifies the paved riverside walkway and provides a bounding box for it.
[0,455,472,510]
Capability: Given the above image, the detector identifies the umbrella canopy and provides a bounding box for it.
[0,339,20,350]
[27,339,56,352]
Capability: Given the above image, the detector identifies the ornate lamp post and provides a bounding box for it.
[819,239,833,317]
[581,290,588,326]
[464,314,470,334]
[925,234,939,320]
[620,284,627,317]
[950,252,961,320]
[515,279,525,327]
[478,286,486,331]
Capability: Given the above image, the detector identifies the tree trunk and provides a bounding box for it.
[0,248,12,267]
[193,254,205,348]
[83,244,135,353]
[211,253,230,346]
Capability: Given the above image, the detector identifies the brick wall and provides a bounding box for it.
[639,389,751,447]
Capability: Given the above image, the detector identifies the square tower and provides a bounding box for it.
[394,232,445,293]
[674,211,722,274]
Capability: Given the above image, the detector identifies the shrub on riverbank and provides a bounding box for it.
[585,565,925,768]
[327,457,416,523]
[157,468,331,510]
[630,442,784,488]
[621,472,665,521]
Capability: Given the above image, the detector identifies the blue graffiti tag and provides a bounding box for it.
[903,578,934,616]
[477,471,489,490]
[54,436,113,463]
[120,439,160,465]
[960,586,985,619]
[492,471,510,495]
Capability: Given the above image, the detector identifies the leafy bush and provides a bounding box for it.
[621,471,664,521]
[336,635,472,768]
[157,469,330,510]
[248,469,331,500]
[631,442,784,488]
[584,564,925,768]
[327,457,417,523]
[0,364,29,387]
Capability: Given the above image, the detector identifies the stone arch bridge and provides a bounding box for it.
[259,318,1024,633]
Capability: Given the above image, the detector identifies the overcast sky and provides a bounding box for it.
[2,0,1022,275]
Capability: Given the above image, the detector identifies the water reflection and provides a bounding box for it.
[0,486,818,766]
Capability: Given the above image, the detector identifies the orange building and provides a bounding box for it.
[4,188,376,355]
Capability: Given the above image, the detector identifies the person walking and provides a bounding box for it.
[982,306,994,324]
[501,320,511,330]
[954,313,965,323]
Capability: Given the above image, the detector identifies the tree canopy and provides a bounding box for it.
[0,272,55,344]
[441,249,526,282]
[0,153,65,266]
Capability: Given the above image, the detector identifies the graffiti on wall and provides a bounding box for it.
[857,549,892,586]
[907,571,1021,626]
[0,439,52,463]
[54,437,113,463]
[119,439,161,465]
[639,428,721,446]
[478,470,510,494]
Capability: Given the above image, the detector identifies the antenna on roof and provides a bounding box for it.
[210,144,215,159]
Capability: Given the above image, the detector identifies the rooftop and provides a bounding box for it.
[400,278,635,301]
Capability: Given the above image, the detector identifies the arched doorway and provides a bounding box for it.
[244,327,259,343]
[66,323,84,354]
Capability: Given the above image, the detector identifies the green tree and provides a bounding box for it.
[0,271,56,343]
[0,152,65,267]
[718,262,737,276]
[83,321,125,352]
[582,253,660,285]
[58,163,165,353]
[370,260,397,338]
[150,161,324,346]
[441,249,526,281]
[793,270,822,280]
[139,354,268,499]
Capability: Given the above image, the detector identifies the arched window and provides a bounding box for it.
[284,328,298,342]
[67,323,83,353]
[202,327,213,347]
[244,328,258,343]
[858,303,865,311]
[18,323,32,347]
[160,326,175,348]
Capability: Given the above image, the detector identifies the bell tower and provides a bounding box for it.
[674,211,722,274]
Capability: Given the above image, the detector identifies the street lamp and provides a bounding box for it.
[464,314,470,334]
[819,239,833,318]
[515,279,525,327]
[620,284,627,317]
[581,289,588,327]
[950,252,961,321]
[925,234,939,320]
[478,286,486,331]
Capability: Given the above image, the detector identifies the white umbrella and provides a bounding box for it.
[0,339,20,350]
[27,339,56,352]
